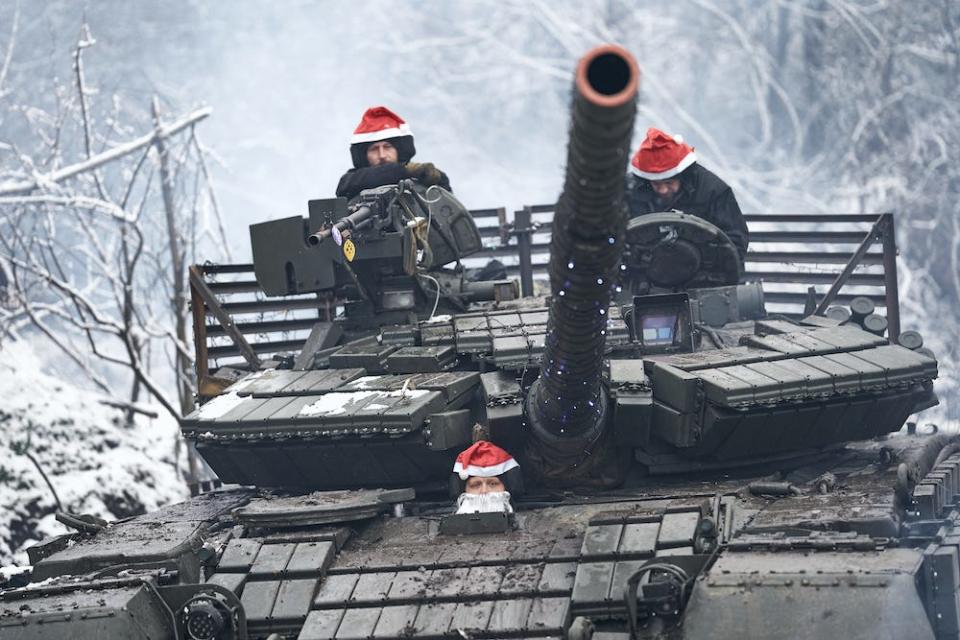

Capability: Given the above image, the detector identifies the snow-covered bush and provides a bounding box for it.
[0,340,187,566]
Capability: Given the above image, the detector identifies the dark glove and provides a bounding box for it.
[405,162,444,186]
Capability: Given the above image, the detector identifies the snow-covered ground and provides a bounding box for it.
[0,339,189,566]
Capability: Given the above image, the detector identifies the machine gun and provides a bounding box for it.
[249,181,516,331]
[307,203,376,246]
[306,186,394,247]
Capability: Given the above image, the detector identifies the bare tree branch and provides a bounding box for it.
[0,195,135,222]
[0,0,19,99]
[72,23,111,203]
[0,107,212,196]
[188,127,232,260]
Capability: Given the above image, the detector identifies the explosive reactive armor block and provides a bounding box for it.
[641,325,937,459]
[182,370,480,488]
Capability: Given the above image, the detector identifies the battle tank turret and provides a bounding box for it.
[1,45,954,640]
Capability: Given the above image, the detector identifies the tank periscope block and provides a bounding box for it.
[0,583,177,640]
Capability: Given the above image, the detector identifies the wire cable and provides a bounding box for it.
[420,273,442,320]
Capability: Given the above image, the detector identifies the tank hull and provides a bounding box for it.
[5,433,958,639]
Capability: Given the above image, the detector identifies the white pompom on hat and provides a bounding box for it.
[630,127,697,180]
[452,441,519,481]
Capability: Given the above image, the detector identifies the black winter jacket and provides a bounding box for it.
[626,163,749,260]
[335,163,452,200]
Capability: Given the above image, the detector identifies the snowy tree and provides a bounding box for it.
[0,22,229,421]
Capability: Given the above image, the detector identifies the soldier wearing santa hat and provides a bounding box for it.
[626,128,749,261]
[336,106,451,200]
[452,440,524,515]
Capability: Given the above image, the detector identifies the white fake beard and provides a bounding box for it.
[455,491,513,514]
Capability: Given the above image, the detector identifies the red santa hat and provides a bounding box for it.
[453,441,519,481]
[350,106,413,145]
[349,106,417,168]
[630,127,697,180]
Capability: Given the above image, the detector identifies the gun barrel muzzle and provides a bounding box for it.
[574,44,641,109]
[307,205,374,246]
[307,229,330,246]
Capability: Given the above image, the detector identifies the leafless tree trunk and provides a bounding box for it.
[151,97,195,419]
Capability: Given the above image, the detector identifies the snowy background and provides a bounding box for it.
[0,1,957,564]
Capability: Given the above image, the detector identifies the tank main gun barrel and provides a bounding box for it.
[525,45,639,482]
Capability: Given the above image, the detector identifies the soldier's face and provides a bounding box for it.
[464,476,506,495]
[650,178,681,201]
[367,140,398,166]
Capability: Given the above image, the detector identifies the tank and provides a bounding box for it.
[1,45,952,640]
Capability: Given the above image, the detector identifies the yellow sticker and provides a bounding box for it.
[343,239,356,262]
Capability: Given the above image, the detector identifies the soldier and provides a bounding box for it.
[452,440,523,514]
[627,127,749,260]
[336,105,451,200]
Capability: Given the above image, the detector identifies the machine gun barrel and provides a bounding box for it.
[308,204,375,245]
[525,45,639,480]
